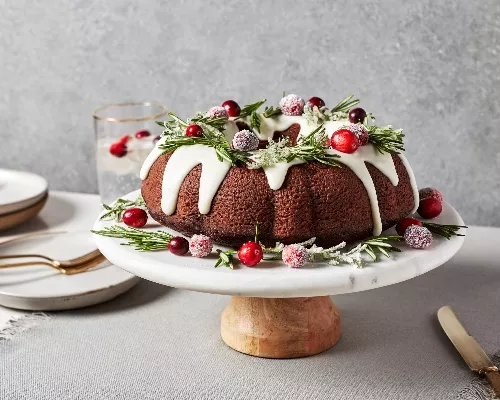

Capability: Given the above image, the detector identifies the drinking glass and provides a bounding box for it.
[93,102,168,204]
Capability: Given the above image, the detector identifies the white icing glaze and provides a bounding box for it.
[160,144,231,215]
[140,112,419,234]
[398,153,419,213]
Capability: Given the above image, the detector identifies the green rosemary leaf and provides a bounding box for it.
[330,95,360,113]
[91,226,173,251]
[421,222,468,240]
[360,236,403,261]
[367,125,405,155]
[190,115,228,131]
[249,111,262,132]
[263,106,282,118]
[215,249,237,269]
[237,99,266,119]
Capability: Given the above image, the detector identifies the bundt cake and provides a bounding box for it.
[140,94,419,248]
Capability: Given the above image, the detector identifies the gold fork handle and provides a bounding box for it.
[0,254,54,262]
[0,261,65,273]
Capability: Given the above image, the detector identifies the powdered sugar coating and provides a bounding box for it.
[348,123,368,146]
[189,234,213,257]
[404,225,432,249]
[279,94,305,116]
[206,106,228,119]
[419,187,443,204]
[232,130,259,151]
[282,244,308,268]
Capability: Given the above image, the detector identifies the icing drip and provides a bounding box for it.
[398,153,419,213]
[140,113,419,234]
[160,144,231,215]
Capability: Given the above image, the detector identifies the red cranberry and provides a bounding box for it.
[168,236,189,256]
[237,241,263,267]
[135,130,151,139]
[418,198,442,219]
[396,217,423,236]
[348,107,367,124]
[122,208,148,228]
[222,100,241,117]
[109,142,127,157]
[307,97,325,108]
[330,129,360,153]
[153,135,161,144]
[186,124,203,137]
[119,135,131,144]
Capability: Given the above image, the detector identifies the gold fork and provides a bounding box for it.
[0,249,104,274]
[0,254,108,275]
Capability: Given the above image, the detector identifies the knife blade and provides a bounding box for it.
[438,306,500,397]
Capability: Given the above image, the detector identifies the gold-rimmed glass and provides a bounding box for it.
[93,102,168,204]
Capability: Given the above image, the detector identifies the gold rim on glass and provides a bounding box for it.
[92,102,169,123]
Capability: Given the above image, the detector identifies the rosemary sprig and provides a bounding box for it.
[263,105,282,118]
[215,249,237,269]
[330,95,360,113]
[190,114,228,131]
[367,125,405,155]
[237,99,266,119]
[360,236,403,261]
[91,226,173,251]
[249,110,262,133]
[421,222,467,240]
[294,126,341,167]
[100,196,146,222]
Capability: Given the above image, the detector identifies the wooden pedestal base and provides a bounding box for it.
[220,296,341,358]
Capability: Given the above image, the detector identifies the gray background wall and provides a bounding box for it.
[1,0,499,225]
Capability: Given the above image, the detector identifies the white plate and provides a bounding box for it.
[93,190,466,298]
[0,231,139,310]
[0,169,49,215]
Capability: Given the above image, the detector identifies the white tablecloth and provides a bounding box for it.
[1,192,499,400]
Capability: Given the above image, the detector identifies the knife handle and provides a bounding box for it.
[485,370,500,397]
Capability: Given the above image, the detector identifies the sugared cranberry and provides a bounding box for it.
[122,208,148,228]
[348,107,367,124]
[186,124,203,137]
[419,187,444,204]
[109,142,127,157]
[232,130,259,151]
[119,135,131,144]
[135,130,151,139]
[404,225,432,249]
[222,100,241,117]
[189,234,213,258]
[237,241,263,267]
[307,96,325,109]
[396,217,423,236]
[279,94,305,116]
[349,124,369,146]
[206,106,228,118]
[168,236,189,256]
[282,244,308,268]
[153,135,161,144]
[330,129,360,153]
[418,198,442,219]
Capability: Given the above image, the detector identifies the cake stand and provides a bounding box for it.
[93,190,465,359]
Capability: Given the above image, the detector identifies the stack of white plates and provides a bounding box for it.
[0,169,49,230]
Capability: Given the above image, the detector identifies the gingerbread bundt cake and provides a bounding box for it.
[140,95,419,248]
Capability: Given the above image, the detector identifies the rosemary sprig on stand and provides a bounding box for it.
[421,223,467,240]
[360,236,403,261]
[91,226,173,251]
[99,196,146,222]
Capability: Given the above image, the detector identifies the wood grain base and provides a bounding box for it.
[220,296,341,358]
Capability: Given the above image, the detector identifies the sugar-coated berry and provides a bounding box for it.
[348,124,369,146]
[221,100,241,117]
[418,198,442,219]
[348,107,367,124]
[232,130,259,151]
[119,135,131,144]
[206,106,228,119]
[109,142,127,157]
[135,130,151,139]
[404,225,432,249]
[238,241,263,267]
[186,124,203,137]
[168,236,189,256]
[396,217,423,236]
[153,135,161,144]
[282,244,308,268]
[419,187,444,204]
[279,94,305,116]
[189,234,213,258]
[122,208,148,228]
[330,129,360,153]
[307,97,325,109]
